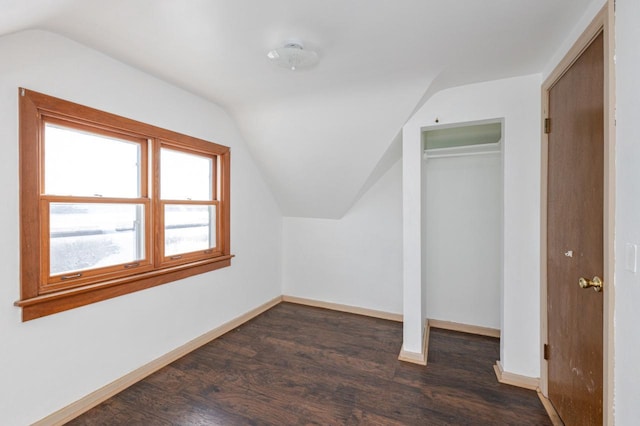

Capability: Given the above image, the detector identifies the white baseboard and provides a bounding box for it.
[33,296,282,426]
[398,320,429,365]
[493,360,540,391]
[282,295,403,322]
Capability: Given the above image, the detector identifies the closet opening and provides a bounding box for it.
[421,119,503,334]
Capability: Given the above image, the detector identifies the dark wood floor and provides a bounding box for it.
[67,303,551,425]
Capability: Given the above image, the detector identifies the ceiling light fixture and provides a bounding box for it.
[267,41,318,71]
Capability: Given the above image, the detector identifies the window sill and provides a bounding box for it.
[15,255,234,321]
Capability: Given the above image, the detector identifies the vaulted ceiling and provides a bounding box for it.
[1,0,595,217]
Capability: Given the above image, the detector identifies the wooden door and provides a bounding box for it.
[546,31,604,425]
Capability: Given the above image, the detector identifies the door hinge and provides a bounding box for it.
[544,118,551,134]
[543,343,550,360]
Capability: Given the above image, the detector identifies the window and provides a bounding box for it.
[16,88,232,321]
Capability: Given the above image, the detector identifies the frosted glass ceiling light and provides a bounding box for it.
[267,41,318,71]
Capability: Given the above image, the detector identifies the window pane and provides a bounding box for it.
[50,203,145,276]
[161,148,213,200]
[45,124,141,197]
[164,204,216,256]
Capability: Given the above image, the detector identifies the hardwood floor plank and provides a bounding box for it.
[67,303,550,425]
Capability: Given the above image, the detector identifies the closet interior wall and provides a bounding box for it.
[421,136,503,330]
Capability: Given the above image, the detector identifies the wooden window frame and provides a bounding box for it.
[16,88,232,321]
[155,142,223,268]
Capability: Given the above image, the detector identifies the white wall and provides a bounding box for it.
[423,152,502,329]
[0,30,282,426]
[403,74,541,377]
[282,160,403,315]
[542,0,608,79]
[614,0,640,422]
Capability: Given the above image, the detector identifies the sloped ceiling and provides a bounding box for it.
[1,0,595,217]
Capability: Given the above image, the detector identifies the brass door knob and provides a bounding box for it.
[578,276,603,292]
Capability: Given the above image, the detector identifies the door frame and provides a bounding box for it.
[540,3,615,425]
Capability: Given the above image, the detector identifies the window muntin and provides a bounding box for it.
[18,88,231,321]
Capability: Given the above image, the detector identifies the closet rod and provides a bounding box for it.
[423,150,501,160]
